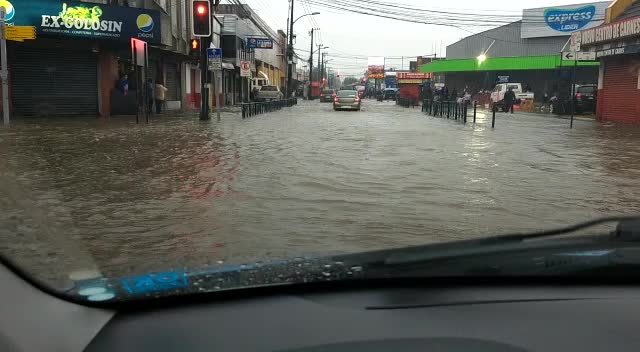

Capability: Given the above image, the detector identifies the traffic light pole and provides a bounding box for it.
[200,36,211,120]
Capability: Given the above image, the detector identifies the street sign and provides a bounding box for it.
[562,51,576,61]
[576,51,596,61]
[562,51,597,61]
[6,26,36,41]
[240,60,250,77]
[207,48,222,71]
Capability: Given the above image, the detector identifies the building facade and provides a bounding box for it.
[574,0,640,122]
[2,0,200,117]
[217,4,285,104]
[420,2,609,103]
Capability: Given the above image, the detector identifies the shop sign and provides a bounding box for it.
[521,2,608,39]
[247,37,273,49]
[3,0,161,44]
[397,79,424,84]
[240,60,250,77]
[577,15,640,46]
[496,75,509,83]
[397,72,428,79]
[596,45,640,58]
[368,56,384,79]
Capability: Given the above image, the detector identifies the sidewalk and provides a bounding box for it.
[475,108,596,122]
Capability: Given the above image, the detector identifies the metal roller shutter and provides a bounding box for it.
[165,63,180,101]
[9,47,98,116]
[601,57,638,123]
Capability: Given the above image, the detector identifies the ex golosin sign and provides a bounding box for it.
[521,1,610,39]
[1,0,161,44]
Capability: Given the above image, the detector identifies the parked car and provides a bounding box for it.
[333,90,361,111]
[575,84,597,114]
[320,89,336,103]
[255,85,283,101]
[383,88,399,100]
[551,83,598,115]
[490,83,534,111]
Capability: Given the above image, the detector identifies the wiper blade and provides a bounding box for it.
[334,216,640,267]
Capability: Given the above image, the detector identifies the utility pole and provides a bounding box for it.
[0,6,8,125]
[317,44,322,91]
[308,28,314,100]
[287,0,294,98]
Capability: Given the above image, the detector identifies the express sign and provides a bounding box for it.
[4,0,161,44]
[521,2,609,39]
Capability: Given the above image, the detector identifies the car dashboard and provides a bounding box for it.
[2,262,640,352]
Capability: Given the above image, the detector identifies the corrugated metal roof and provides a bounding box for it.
[446,21,569,60]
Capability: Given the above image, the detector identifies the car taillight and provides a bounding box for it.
[320,94,324,97]
[332,93,336,97]
[576,93,582,100]
[334,97,339,103]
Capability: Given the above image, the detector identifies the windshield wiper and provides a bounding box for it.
[334,216,640,267]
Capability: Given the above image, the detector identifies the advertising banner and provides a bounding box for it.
[1,0,161,44]
[397,72,428,79]
[247,37,273,49]
[577,15,640,46]
[367,56,384,79]
[521,2,609,39]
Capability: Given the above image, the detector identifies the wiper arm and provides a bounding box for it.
[380,216,640,266]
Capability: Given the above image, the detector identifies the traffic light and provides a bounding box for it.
[191,0,211,37]
[190,38,200,56]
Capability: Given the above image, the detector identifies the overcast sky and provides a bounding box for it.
[234,0,605,76]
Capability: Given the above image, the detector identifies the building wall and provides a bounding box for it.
[446,22,569,60]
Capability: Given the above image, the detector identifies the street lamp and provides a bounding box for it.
[293,12,320,25]
[477,40,495,64]
[288,11,321,98]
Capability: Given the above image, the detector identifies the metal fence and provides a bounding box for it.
[241,98,298,119]
[422,99,473,125]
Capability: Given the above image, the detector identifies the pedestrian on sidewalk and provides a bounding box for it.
[145,78,154,114]
[155,80,168,114]
[117,74,129,96]
[504,87,516,114]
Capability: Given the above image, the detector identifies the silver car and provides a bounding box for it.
[333,90,361,111]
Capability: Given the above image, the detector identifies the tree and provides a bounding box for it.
[342,76,359,86]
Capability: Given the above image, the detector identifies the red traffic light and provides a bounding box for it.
[191,0,211,37]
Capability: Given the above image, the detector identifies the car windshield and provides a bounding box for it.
[337,90,357,97]
[2,0,639,304]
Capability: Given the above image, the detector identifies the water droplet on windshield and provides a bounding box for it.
[346,271,353,275]
[213,286,221,290]
[322,272,331,277]
[323,264,332,268]
[216,260,224,264]
[334,261,344,266]
[240,264,247,269]
[350,266,363,272]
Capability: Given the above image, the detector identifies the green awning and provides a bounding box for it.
[420,55,598,73]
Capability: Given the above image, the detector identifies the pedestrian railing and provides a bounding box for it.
[241,97,298,119]
[396,97,417,108]
[423,99,478,125]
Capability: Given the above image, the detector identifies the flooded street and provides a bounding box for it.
[2,100,640,287]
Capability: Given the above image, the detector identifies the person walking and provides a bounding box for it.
[504,87,516,113]
[451,88,458,102]
[145,78,154,114]
[117,74,129,96]
[154,80,168,114]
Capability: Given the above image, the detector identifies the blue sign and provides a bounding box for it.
[121,271,188,294]
[207,48,222,59]
[3,0,161,44]
[247,37,273,49]
[545,5,596,32]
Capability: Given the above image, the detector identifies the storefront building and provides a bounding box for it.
[420,2,609,103]
[397,72,430,102]
[2,0,166,116]
[573,0,640,122]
